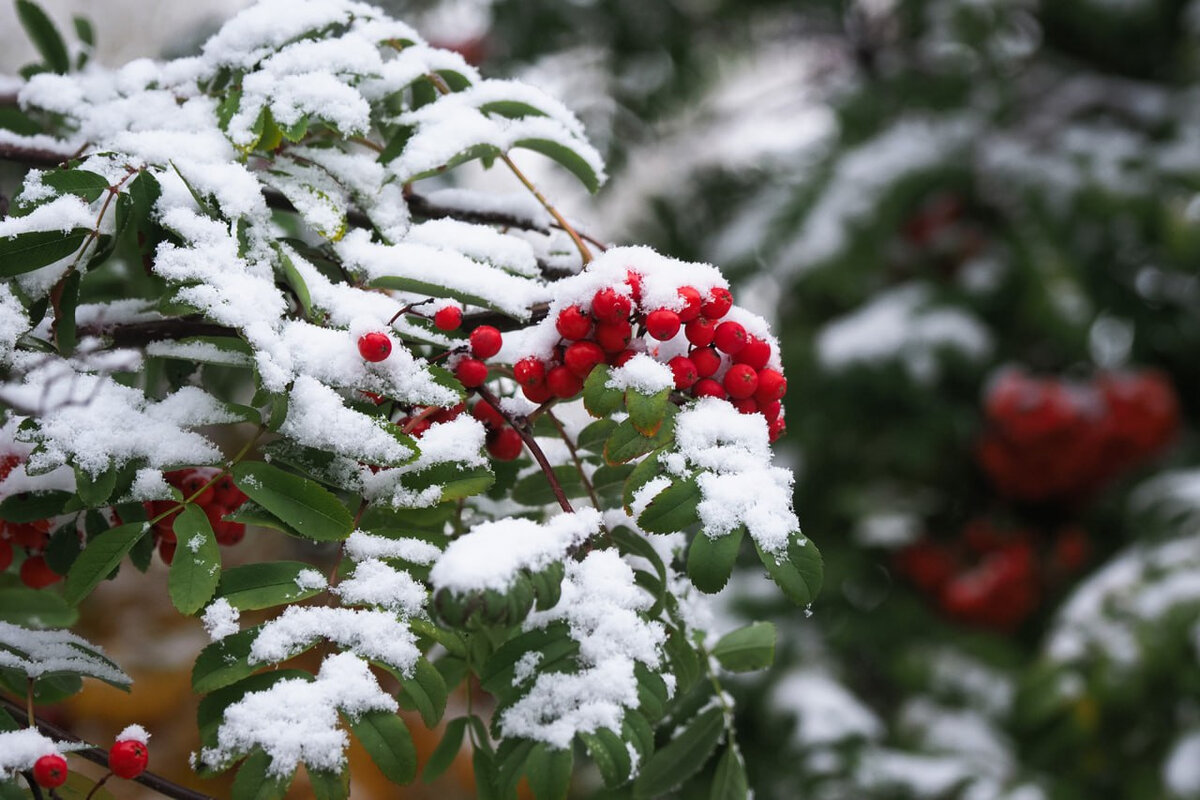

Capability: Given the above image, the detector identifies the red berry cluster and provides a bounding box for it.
[512,273,789,440]
[396,402,465,438]
[895,519,1090,632]
[144,469,248,564]
[471,401,524,461]
[976,368,1180,503]
[454,325,504,389]
[0,453,63,588]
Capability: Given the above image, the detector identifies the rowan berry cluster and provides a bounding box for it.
[977,368,1179,502]
[30,732,149,789]
[144,469,249,563]
[513,272,789,440]
[895,520,1090,631]
[0,455,60,588]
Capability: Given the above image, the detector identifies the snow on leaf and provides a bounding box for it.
[0,621,129,687]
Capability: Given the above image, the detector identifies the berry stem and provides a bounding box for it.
[473,386,574,514]
[26,677,35,727]
[83,772,111,800]
[544,409,602,512]
[21,771,45,800]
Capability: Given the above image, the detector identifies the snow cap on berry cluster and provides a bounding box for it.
[0,729,61,780]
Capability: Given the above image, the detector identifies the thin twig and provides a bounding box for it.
[544,409,601,511]
[499,152,593,265]
[0,697,217,800]
[473,385,574,514]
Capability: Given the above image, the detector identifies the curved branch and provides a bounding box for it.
[473,385,574,514]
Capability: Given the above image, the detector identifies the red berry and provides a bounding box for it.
[522,382,553,404]
[768,416,786,442]
[0,453,20,482]
[693,379,726,399]
[690,347,722,377]
[611,349,637,367]
[0,538,11,571]
[432,403,465,424]
[755,369,787,403]
[594,319,633,353]
[732,398,758,414]
[702,287,733,319]
[556,305,592,340]
[685,317,716,348]
[513,357,548,388]
[212,475,246,508]
[7,519,50,549]
[469,326,503,359]
[360,390,386,405]
[433,306,463,331]
[591,288,632,322]
[206,506,245,546]
[735,337,771,371]
[486,428,524,461]
[761,400,782,423]
[158,538,176,565]
[564,341,606,378]
[179,471,215,506]
[108,739,149,780]
[668,356,699,390]
[472,401,507,430]
[20,556,61,589]
[405,418,432,438]
[645,309,681,341]
[625,270,643,305]
[547,366,584,399]
[33,754,68,788]
[455,358,489,388]
[713,321,748,355]
[357,332,392,362]
[723,364,759,399]
[676,286,702,322]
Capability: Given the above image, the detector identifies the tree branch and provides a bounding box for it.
[78,317,239,347]
[0,696,218,800]
[473,385,574,514]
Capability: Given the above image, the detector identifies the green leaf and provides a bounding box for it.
[401,462,495,505]
[755,535,823,606]
[231,749,292,800]
[0,230,89,277]
[44,520,81,575]
[421,716,467,783]
[397,657,448,728]
[480,623,577,697]
[577,418,616,453]
[581,728,631,788]
[16,0,70,73]
[711,622,775,673]
[233,462,352,542]
[52,269,80,354]
[627,388,671,436]
[0,490,71,522]
[687,527,744,594]
[635,663,670,723]
[639,477,701,534]
[305,766,348,800]
[278,248,314,318]
[63,522,147,605]
[0,587,77,627]
[72,15,93,47]
[664,626,701,695]
[168,505,222,615]
[72,464,116,508]
[514,138,602,193]
[603,411,676,466]
[583,366,623,418]
[192,625,275,694]
[710,746,749,800]
[512,465,585,506]
[0,108,42,136]
[216,561,327,610]
[345,709,417,785]
[591,464,633,503]
[42,169,109,202]
[633,707,725,798]
[526,743,573,800]
[368,273,510,316]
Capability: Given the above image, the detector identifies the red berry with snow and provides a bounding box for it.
[645,309,681,341]
[591,287,632,322]
[486,427,524,461]
[761,399,782,423]
[723,364,759,399]
[433,306,462,331]
[668,356,699,390]
[676,286,703,322]
[357,332,392,362]
[768,417,786,442]
[755,369,787,403]
[690,347,722,377]
[713,321,748,355]
[469,326,503,359]
[701,287,733,319]
[611,349,637,367]
[564,341,606,378]
[455,358,489,388]
[732,398,758,414]
[693,378,727,399]
[685,317,716,348]
[513,357,547,389]
[547,365,584,398]
[522,381,553,404]
[109,739,149,779]
[735,337,771,371]
[472,401,507,430]
[20,556,61,589]
[594,319,633,353]
[7,519,49,549]
[556,305,592,340]
[33,754,68,788]
[625,270,643,305]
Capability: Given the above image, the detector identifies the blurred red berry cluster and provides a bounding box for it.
[0,454,62,588]
[976,368,1179,503]
[471,401,525,462]
[513,272,788,440]
[895,520,1091,632]
[144,469,248,564]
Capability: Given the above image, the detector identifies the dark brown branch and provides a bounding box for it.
[79,317,238,347]
[473,385,574,514]
[0,696,218,800]
[545,408,602,511]
[0,141,72,169]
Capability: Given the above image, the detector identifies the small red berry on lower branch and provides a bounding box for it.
[486,427,524,461]
[693,378,726,399]
[357,331,392,362]
[513,357,547,389]
[433,306,462,331]
[33,754,68,788]
[723,363,759,399]
[455,358,489,388]
[645,309,681,341]
[668,356,698,390]
[0,538,11,571]
[556,305,592,340]
[564,341,606,378]
[472,401,507,430]
[20,556,61,589]
[547,365,584,399]
[755,369,787,403]
[469,325,503,359]
[109,739,149,779]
